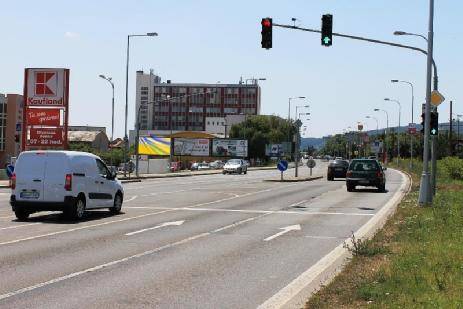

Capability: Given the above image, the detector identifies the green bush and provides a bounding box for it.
[440,157,463,180]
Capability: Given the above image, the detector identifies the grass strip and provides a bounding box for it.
[305,160,463,308]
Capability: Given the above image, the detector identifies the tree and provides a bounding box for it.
[229,115,297,159]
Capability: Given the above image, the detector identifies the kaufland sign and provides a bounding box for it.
[23,68,70,150]
[26,69,66,106]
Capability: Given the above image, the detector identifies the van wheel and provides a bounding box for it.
[110,193,123,214]
[65,195,86,220]
[244,170,247,174]
[15,210,30,221]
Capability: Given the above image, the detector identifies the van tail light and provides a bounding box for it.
[346,171,353,177]
[64,174,72,191]
[376,171,383,178]
[11,173,16,190]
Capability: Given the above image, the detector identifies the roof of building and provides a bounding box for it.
[68,131,107,142]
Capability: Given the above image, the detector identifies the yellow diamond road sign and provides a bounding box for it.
[431,90,445,106]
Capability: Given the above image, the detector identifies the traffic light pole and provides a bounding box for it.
[272,19,437,204]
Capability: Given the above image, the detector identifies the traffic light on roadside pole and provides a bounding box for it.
[261,17,272,49]
[430,111,439,136]
[321,14,333,46]
[420,113,425,134]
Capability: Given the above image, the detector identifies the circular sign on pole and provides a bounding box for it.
[277,160,288,172]
[306,159,316,169]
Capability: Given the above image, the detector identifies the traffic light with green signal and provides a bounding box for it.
[321,14,333,46]
[430,112,438,136]
[261,18,272,49]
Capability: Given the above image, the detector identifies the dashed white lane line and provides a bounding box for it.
[124,196,138,203]
[0,223,40,231]
[0,210,173,247]
[125,206,374,217]
[0,212,271,301]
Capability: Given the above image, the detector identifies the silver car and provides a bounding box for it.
[223,159,247,174]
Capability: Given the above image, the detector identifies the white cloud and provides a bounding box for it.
[64,31,80,39]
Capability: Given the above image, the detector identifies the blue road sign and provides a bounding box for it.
[277,160,288,172]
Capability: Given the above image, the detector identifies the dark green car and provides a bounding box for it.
[346,159,386,192]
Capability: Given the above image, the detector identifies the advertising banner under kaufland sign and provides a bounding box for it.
[23,68,70,150]
[212,139,248,157]
[173,138,210,156]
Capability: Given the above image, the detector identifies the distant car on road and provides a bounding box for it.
[198,163,211,171]
[327,159,350,181]
[346,159,386,192]
[209,160,225,169]
[190,162,199,171]
[223,159,247,175]
[10,151,124,221]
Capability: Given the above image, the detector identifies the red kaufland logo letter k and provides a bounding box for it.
[35,72,57,96]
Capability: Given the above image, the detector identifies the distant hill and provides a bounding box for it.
[300,137,325,150]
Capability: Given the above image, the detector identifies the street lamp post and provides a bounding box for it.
[385,98,401,165]
[99,74,115,168]
[375,108,389,164]
[287,96,306,176]
[394,14,437,204]
[391,79,415,169]
[123,32,158,178]
[365,115,379,132]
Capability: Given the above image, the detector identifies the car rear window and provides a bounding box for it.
[349,160,379,171]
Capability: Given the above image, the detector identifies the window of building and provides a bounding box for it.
[141,87,148,91]
[224,108,238,114]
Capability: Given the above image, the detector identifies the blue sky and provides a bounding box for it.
[1,0,461,138]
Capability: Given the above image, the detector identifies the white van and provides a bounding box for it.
[10,151,124,220]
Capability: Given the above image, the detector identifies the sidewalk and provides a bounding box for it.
[118,165,277,182]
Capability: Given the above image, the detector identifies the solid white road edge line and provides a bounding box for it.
[0,213,271,301]
[257,169,410,309]
[0,223,40,231]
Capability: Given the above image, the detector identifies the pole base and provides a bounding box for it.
[418,172,432,205]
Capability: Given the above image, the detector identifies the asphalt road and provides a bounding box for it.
[0,161,406,309]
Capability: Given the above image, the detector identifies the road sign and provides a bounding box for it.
[295,119,302,127]
[306,159,316,168]
[277,160,288,172]
[431,90,445,106]
[358,123,363,131]
[408,123,417,135]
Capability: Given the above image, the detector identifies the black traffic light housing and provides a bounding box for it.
[321,14,333,46]
[430,111,439,136]
[261,18,272,49]
[420,113,425,134]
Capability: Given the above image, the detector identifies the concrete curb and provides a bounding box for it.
[263,176,323,183]
[257,168,412,309]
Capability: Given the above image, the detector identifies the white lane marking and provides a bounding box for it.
[0,210,173,247]
[257,169,410,309]
[0,215,15,220]
[125,220,185,236]
[0,223,40,231]
[125,206,374,217]
[304,235,340,240]
[264,225,301,242]
[289,200,308,207]
[0,212,269,301]
[124,195,138,203]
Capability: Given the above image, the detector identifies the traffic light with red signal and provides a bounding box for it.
[261,18,272,49]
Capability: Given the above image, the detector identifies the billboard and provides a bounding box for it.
[138,136,171,156]
[29,128,63,146]
[212,139,248,157]
[173,138,210,156]
[26,108,61,126]
[265,144,283,156]
[23,68,70,150]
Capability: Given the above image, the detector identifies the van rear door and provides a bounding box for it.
[15,152,47,202]
[43,153,70,202]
